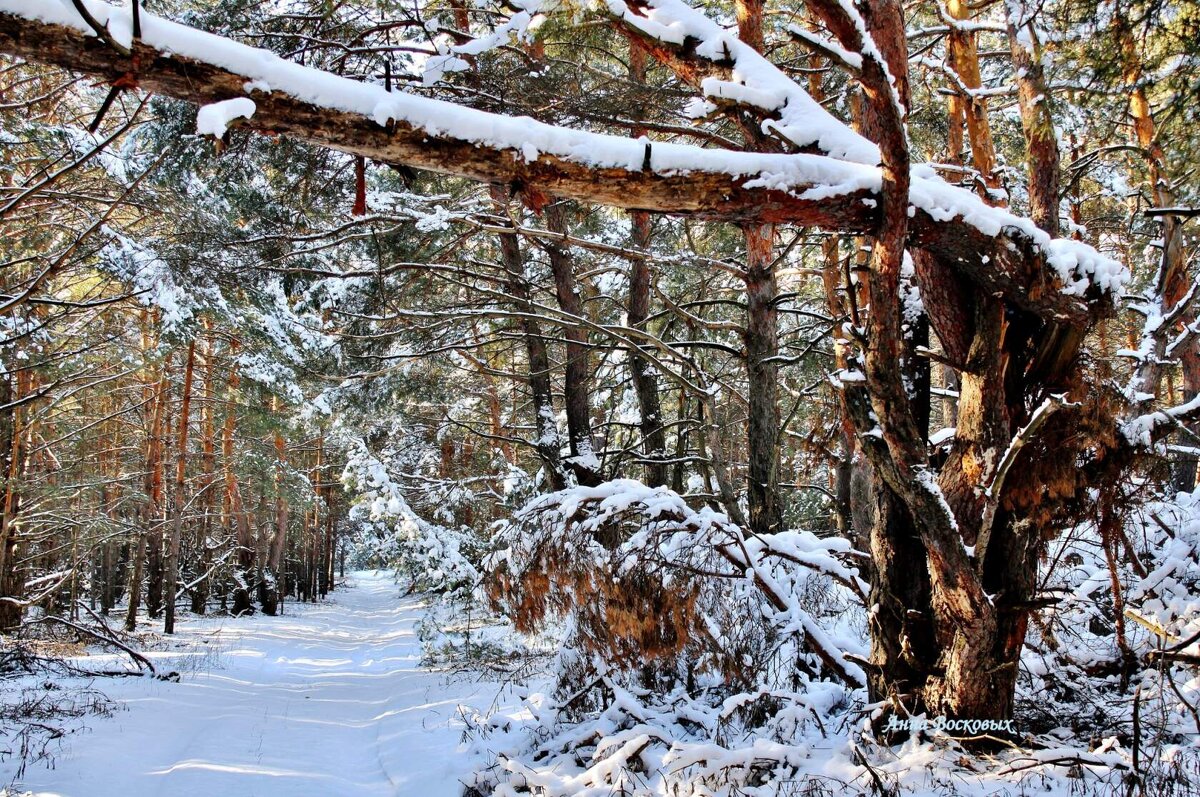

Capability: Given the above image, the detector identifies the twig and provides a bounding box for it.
[1145,207,1200,219]
[31,615,156,676]
[87,84,124,133]
[851,743,890,796]
[69,0,132,57]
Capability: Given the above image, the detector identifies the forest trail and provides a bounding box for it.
[12,572,499,797]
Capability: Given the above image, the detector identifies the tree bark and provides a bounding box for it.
[191,329,217,614]
[0,9,1101,327]
[163,340,196,633]
[744,224,781,536]
[145,371,168,621]
[0,356,30,630]
[1005,5,1059,236]
[260,424,288,616]
[222,341,255,617]
[626,45,668,488]
[945,0,1002,198]
[489,185,566,490]
[126,338,168,632]
[737,0,783,537]
[543,202,601,486]
[1113,16,1197,490]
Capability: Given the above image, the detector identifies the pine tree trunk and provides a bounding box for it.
[126,347,168,632]
[544,202,601,486]
[0,361,29,630]
[736,0,783,537]
[145,360,169,621]
[626,46,669,489]
[1005,8,1059,236]
[223,342,255,617]
[1114,19,1196,489]
[164,340,196,634]
[489,186,566,490]
[191,331,217,614]
[945,0,1001,197]
[260,425,288,616]
[744,224,782,536]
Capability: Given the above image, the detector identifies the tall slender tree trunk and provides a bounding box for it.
[260,422,287,616]
[0,358,30,630]
[1114,17,1196,490]
[192,329,217,614]
[544,202,601,486]
[738,0,783,537]
[945,0,1002,198]
[127,344,168,632]
[489,186,566,490]
[310,434,324,601]
[626,46,669,489]
[145,364,169,621]
[164,340,196,634]
[223,341,255,616]
[744,224,781,536]
[1006,4,1059,236]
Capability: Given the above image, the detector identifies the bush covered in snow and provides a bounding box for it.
[458,479,1200,797]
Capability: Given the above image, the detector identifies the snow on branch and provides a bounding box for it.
[195,97,256,138]
[342,439,480,592]
[487,479,866,685]
[602,0,878,163]
[0,0,1126,322]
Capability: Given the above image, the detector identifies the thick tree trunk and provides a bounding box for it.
[809,0,1035,724]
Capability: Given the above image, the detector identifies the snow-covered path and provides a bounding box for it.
[10,571,504,797]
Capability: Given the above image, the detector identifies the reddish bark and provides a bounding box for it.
[164,340,196,633]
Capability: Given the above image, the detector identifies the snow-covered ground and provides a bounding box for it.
[3,571,513,796]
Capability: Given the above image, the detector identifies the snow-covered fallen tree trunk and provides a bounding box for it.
[0,0,1118,324]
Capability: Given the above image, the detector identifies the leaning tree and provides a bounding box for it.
[1,0,1191,723]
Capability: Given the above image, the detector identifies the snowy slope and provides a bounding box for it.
[4,572,516,797]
